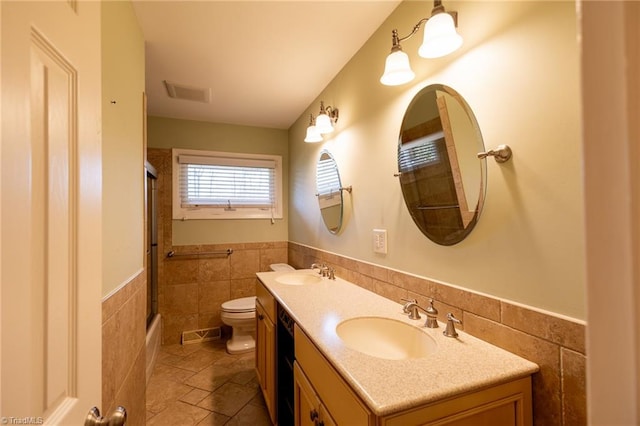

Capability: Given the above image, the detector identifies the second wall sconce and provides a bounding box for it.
[304,101,339,143]
[304,114,322,143]
[380,0,463,86]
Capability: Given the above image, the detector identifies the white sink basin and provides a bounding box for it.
[336,317,438,360]
[275,271,323,286]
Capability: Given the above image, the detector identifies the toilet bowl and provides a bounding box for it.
[221,296,257,354]
[221,264,295,354]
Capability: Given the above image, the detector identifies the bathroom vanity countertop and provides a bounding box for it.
[256,269,539,417]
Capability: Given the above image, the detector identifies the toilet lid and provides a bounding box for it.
[221,296,256,313]
[270,263,295,272]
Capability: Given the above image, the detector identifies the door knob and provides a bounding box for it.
[85,406,127,426]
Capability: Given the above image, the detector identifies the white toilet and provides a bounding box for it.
[221,296,257,354]
[269,263,295,272]
[221,263,295,354]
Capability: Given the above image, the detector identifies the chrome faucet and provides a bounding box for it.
[310,263,325,274]
[400,298,439,328]
[443,313,462,338]
[310,263,336,280]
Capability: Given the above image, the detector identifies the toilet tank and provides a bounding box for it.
[269,263,295,272]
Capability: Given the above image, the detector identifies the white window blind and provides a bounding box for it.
[398,131,443,173]
[178,155,275,208]
[172,149,282,220]
[316,156,341,199]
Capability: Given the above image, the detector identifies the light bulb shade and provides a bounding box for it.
[304,125,323,143]
[380,50,415,86]
[315,113,334,134]
[418,12,463,59]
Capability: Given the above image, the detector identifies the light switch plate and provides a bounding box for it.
[373,229,387,254]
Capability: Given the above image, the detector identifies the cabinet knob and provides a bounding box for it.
[258,314,264,320]
[310,409,319,421]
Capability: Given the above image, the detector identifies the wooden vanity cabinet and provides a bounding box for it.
[294,325,533,426]
[255,281,276,424]
[294,325,374,426]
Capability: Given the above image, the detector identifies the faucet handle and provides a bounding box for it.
[400,298,418,313]
[425,299,438,315]
[443,313,462,338]
[424,299,439,328]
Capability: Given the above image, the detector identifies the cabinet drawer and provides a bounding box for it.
[380,377,533,426]
[256,279,276,322]
[295,325,372,426]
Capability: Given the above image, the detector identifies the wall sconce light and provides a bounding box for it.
[380,0,463,86]
[304,114,323,143]
[304,101,339,143]
[315,101,339,134]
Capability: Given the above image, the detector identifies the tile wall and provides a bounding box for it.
[102,271,147,426]
[148,148,288,345]
[288,242,586,426]
[158,242,288,345]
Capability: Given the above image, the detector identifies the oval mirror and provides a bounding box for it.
[398,84,486,245]
[316,150,345,234]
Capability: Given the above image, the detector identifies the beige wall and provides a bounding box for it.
[101,3,147,425]
[289,1,585,320]
[147,116,289,246]
[102,0,145,297]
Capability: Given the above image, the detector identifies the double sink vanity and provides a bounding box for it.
[255,268,539,426]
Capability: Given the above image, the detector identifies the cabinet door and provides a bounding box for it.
[294,361,339,426]
[318,403,338,426]
[295,326,373,425]
[256,301,276,423]
[294,361,322,426]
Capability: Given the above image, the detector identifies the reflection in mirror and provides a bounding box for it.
[398,84,486,245]
[316,150,346,234]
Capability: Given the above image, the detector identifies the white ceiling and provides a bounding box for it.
[132,1,401,130]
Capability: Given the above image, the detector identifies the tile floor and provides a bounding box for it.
[146,339,273,425]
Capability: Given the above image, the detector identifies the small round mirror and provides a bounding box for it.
[316,150,345,234]
[398,84,486,245]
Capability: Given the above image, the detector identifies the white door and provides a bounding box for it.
[1,1,103,424]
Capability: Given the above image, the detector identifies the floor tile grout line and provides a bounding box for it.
[147,340,271,425]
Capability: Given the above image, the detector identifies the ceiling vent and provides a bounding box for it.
[163,80,211,103]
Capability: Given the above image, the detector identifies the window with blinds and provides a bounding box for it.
[398,131,443,173]
[172,149,282,220]
[316,156,341,199]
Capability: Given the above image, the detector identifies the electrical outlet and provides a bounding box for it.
[373,229,387,254]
